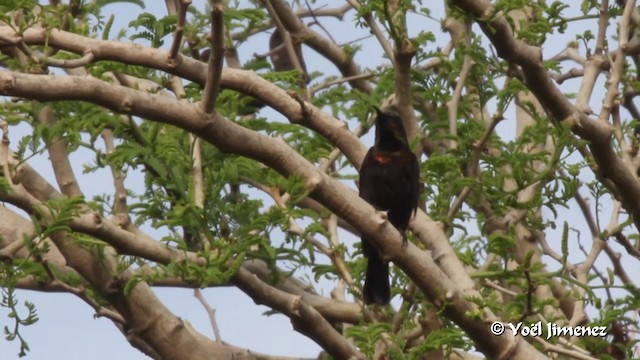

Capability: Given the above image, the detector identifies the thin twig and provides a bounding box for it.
[446,110,504,223]
[191,137,204,206]
[15,40,40,63]
[416,41,454,71]
[483,279,518,297]
[572,190,600,236]
[229,3,352,41]
[345,0,395,65]
[537,230,565,264]
[324,213,353,285]
[550,68,584,84]
[611,98,635,175]
[614,232,640,259]
[170,74,202,206]
[41,260,126,324]
[603,243,636,287]
[46,52,95,68]
[261,0,308,98]
[303,0,336,43]
[168,0,191,61]
[310,72,375,95]
[0,120,12,182]
[36,105,83,197]
[101,129,128,216]
[447,21,473,148]
[549,42,586,65]
[194,289,223,343]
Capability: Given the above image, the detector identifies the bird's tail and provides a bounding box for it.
[363,250,390,305]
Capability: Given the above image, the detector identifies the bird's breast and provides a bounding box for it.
[372,153,396,164]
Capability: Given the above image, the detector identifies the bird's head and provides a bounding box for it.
[373,106,410,150]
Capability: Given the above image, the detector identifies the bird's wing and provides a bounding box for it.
[358,148,377,203]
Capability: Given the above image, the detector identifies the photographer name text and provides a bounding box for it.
[490,321,607,339]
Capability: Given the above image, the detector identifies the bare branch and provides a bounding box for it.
[262,0,307,93]
[230,4,353,41]
[599,0,637,122]
[0,120,11,183]
[35,105,83,197]
[201,0,225,113]
[346,0,395,64]
[447,110,504,223]
[168,0,191,61]
[550,67,584,84]
[101,128,129,216]
[47,52,96,68]
[310,72,375,96]
[595,0,610,56]
[194,289,223,344]
[446,21,473,148]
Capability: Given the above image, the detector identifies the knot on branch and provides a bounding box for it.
[92,213,102,226]
[288,295,302,317]
[304,172,322,192]
[290,92,310,123]
[0,72,16,92]
[118,97,133,114]
[167,53,182,69]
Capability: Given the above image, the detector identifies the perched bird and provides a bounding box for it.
[359,107,420,305]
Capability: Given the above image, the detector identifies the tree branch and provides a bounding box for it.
[201,0,224,113]
[168,0,191,61]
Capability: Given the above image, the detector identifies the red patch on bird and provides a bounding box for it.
[373,154,394,163]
